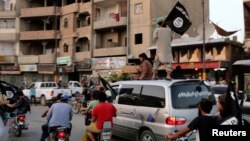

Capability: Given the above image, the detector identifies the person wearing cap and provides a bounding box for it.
[46,92,73,138]
[40,93,63,141]
[152,20,173,79]
[138,53,153,80]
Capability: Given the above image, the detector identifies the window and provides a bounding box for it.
[64,18,68,28]
[64,43,69,52]
[140,85,165,108]
[118,84,165,108]
[118,85,142,105]
[135,3,143,14]
[171,82,215,109]
[135,33,143,44]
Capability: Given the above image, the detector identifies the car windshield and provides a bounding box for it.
[171,82,215,109]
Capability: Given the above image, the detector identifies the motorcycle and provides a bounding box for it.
[8,114,29,137]
[49,126,70,141]
[92,121,112,141]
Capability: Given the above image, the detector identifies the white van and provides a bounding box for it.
[108,79,217,141]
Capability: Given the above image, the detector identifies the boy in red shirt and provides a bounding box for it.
[82,92,116,141]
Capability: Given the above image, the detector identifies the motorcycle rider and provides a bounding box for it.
[82,90,100,125]
[82,91,117,141]
[40,93,63,141]
[3,91,30,115]
[47,92,73,139]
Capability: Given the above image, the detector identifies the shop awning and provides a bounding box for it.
[172,61,228,70]
[233,59,250,66]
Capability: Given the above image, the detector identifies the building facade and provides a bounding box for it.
[0,0,248,87]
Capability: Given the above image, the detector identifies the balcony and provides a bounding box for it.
[79,2,91,13]
[0,11,16,18]
[94,0,118,7]
[0,32,18,41]
[74,51,91,62]
[93,46,126,57]
[18,55,39,64]
[94,16,127,30]
[20,30,60,40]
[76,26,91,38]
[39,54,56,64]
[61,3,79,15]
[0,55,17,64]
[20,6,60,17]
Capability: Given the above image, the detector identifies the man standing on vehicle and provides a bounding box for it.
[82,92,117,141]
[47,92,73,138]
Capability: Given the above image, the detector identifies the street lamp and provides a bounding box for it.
[202,0,206,80]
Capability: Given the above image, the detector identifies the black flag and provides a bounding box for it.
[223,81,242,125]
[165,1,192,35]
[98,75,116,98]
[0,80,23,103]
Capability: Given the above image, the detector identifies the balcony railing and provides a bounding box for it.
[79,2,91,13]
[0,32,18,41]
[94,16,127,30]
[20,30,60,40]
[18,55,39,64]
[61,3,79,15]
[0,55,17,64]
[20,6,60,17]
[74,51,91,62]
[0,10,16,18]
[39,54,56,64]
[76,26,91,38]
[93,46,126,57]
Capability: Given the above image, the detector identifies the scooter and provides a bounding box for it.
[49,126,70,141]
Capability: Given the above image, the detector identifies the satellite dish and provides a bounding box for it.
[67,62,72,66]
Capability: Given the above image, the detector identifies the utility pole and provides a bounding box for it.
[202,0,206,80]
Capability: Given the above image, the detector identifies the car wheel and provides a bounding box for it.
[40,96,47,106]
[72,103,79,114]
[140,130,156,141]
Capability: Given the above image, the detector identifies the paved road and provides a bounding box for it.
[10,101,250,141]
[12,105,128,141]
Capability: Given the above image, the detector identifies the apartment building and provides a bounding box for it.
[0,0,246,85]
[0,0,22,85]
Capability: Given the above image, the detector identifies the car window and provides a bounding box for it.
[211,86,227,95]
[74,83,80,87]
[171,82,215,109]
[118,85,142,106]
[141,85,165,108]
[117,84,165,108]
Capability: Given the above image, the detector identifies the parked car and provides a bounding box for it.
[106,79,217,141]
[23,81,83,105]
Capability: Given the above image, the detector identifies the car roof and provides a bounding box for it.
[112,79,203,87]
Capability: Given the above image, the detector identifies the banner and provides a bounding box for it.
[165,1,192,35]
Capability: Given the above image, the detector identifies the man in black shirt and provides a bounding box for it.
[166,99,218,141]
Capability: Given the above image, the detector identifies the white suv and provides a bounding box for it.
[108,79,217,141]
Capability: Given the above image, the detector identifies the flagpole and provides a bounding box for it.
[202,0,206,80]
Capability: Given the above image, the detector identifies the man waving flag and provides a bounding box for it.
[222,81,242,125]
[165,1,192,35]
